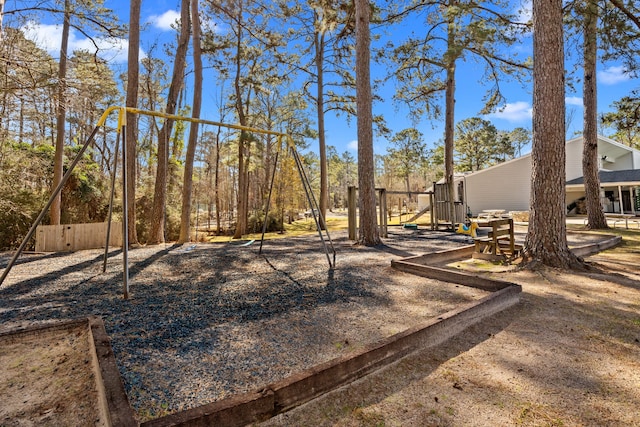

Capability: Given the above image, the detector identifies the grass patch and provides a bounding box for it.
[202,216,350,243]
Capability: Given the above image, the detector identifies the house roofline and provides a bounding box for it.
[461,135,639,180]
[566,182,640,189]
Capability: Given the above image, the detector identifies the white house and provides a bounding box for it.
[454,135,640,216]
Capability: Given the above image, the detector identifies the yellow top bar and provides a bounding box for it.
[96,106,297,150]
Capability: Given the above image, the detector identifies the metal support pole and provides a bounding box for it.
[617,185,624,214]
[121,119,129,299]
[103,130,120,273]
[291,146,335,269]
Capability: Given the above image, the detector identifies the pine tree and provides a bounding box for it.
[524,0,583,269]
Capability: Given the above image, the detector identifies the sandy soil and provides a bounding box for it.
[0,325,107,427]
[263,251,640,426]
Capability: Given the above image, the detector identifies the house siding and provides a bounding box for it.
[565,138,584,180]
[611,152,635,170]
[462,155,533,215]
[455,135,640,217]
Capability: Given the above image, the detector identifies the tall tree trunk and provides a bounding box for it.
[355,0,381,246]
[316,29,328,229]
[179,0,203,243]
[444,13,457,231]
[50,0,70,225]
[148,0,191,244]
[583,0,608,229]
[524,0,582,269]
[215,126,222,234]
[232,5,248,240]
[125,0,141,245]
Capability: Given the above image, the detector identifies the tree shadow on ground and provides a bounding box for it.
[263,301,520,426]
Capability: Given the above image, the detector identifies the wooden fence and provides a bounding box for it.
[35,222,122,252]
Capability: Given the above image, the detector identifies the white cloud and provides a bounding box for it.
[486,101,533,122]
[21,22,63,53]
[565,96,583,107]
[148,10,181,31]
[21,21,144,64]
[516,0,532,25]
[347,140,358,151]
[598,66,631,85]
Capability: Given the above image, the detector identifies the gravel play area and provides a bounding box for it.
[0,228,487,422]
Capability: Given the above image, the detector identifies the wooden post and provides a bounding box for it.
[348,186,357,240]
[617,185,624,213]
[432,182,437,229]
[378,188,387,238]
[430,191,435,230]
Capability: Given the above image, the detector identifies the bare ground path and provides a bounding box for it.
[262,246,640,426]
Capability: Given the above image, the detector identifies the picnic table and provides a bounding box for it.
[472,218,522,261]
[584,214,640,229]
[605,213,640,229]
[477,209,507,220]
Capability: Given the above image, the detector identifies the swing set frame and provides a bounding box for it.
[0,106,336,298]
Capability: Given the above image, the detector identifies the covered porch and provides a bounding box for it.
[566,169,640,216]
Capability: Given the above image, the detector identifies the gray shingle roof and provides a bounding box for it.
[566,169,640,185]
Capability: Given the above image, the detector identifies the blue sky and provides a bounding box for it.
[17,0,639,157]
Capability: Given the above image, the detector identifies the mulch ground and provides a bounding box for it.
[1,228,485,422]
[2,227,636,426]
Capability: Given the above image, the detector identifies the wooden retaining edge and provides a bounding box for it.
[391,257,517,292]
[0,317,137,427]
[570,235,622,258]
[142,279,521,427]
[88,316,139,427]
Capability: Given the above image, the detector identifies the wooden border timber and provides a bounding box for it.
[142,246,521,427]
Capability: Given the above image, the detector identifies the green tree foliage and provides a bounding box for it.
[68,51,121,148]
[0,142,107,249]
[327,146,357,209]
[454,118,498,172]
[505,127,531,157]
[387,128,427,194]
[0,29,58,146]
[563,0,640,230]
[203,0,288,238]
[601,94,640,148]
[0,143,51,249]
[383,0,529,229]
[277,0,355,225]
[453,119,528,172]
[384,0,530,121]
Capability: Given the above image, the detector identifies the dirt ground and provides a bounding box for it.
[0,325,107,427]
[263,251,640,426]
[1,231,639,426]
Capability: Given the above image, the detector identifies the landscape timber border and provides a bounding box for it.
[141,245,525,427]
[4,233,621,426]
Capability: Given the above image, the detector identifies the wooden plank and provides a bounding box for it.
[35,222,122,252]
